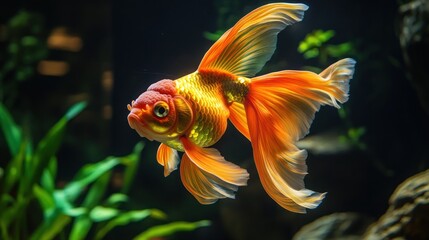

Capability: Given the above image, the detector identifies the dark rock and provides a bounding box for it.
[364,169,429,240]
[398,0,429,115]
[292,212,373,240]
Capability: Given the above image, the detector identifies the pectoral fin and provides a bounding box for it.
[157,143,179,177]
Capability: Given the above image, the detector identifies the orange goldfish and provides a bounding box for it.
[127,3,355,213]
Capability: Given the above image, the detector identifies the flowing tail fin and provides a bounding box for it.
[243,58,356,213]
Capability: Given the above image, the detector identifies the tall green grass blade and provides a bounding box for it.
[0,198,28,231]
[0,103,22,157]
[33,184,55,218]
[63,157,119,201]
[121,142,144,194]
[94,209,167,240]
[65,102,87,120]
[133,220,211,240]
[0,140,27,197]
[41,157,57,194]
[19,101,86,197]
[69,172,111,240]
[30,213,71,240]
[82,172,111,208]
[69,217,91,240]
[0,141,28,237]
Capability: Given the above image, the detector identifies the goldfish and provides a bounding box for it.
[127,2,356,213]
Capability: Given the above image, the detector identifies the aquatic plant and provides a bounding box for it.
[298,29,355,66]
[0,102,209,240]
[203,0,270,42]
[0,10,48,107]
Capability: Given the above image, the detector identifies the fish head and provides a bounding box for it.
[127,79,193,142]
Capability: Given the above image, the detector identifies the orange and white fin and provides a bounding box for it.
[229,102,250,140]
[198,3,308,77]
[244,58,356,212]
[179,137,249,203]
[157,143,179,177]
[318,58,356,106]
[180,154,241,204]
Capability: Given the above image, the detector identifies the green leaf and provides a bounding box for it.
[65,102,87,120]
[133,220,211,240]
[105,193,129,206]
[303,48,319,59]
[121,142,144,194]
[64,207,87,217]
[94,209,166,240]
[298,29,335,54]
[90,206,120,222]
[326,42,353,58]
[317,29,335,43]
[0,140,27,197]
[63,157,119,201]
[41,157,57,193]
[30,214,71,240]
[298,41,309,53]
[52,190,78,216]
[20,101,87,197]
[20,119,66,196]
[69,217,91,240]
[21,36,38,47]
[338,107,347,120]
[307,35,321,47]
[82,171,111,208]
[203,30,225,42]
[69,172,111,240]
[8,42,19,54]
[0,198,28,228]
[9,10,30,28]
[0,103,22,157]
[33,185,55,217]
[348,127,365,141]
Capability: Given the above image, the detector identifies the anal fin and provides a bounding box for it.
[179,137,249,203]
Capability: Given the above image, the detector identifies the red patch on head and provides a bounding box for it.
[131,79,176,109]
[147,79,176,95]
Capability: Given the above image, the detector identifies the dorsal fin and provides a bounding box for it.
[198,3,308,77]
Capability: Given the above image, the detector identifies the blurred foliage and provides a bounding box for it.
[0,10,48,107]
[202,0,241,41]
[134,220,211,240]
[203,0,269,42]
[298,29,356,67]
[0,102,209,240]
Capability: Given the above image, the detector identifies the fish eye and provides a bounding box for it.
[153,101,169,118]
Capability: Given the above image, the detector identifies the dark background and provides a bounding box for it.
[1,0,428,239]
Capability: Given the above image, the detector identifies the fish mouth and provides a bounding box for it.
[127,108,155,141]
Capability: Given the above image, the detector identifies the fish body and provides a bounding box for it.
[128,3,356,213]
[174,70,249,147]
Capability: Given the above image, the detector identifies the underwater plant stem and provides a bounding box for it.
[1,222,10,240]
[0,80,3,104]
[319,46,328,65]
